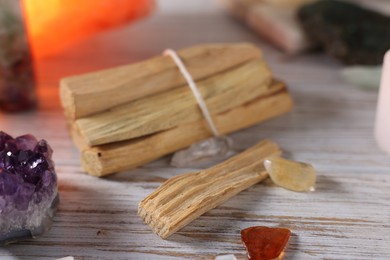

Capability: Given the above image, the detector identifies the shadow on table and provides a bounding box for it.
[1,174,148,259]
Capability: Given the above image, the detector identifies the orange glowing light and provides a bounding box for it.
[22,0,155,58]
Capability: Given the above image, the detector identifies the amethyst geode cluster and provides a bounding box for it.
[0,131,58,244]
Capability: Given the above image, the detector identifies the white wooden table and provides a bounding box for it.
[1,3,390,259]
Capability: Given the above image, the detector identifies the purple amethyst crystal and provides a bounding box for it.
[0,131,58,244]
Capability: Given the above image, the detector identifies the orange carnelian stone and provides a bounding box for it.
[241,226,291,260]
[22,0,155,57]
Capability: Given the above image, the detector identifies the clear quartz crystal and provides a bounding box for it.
[171,136,233,168]
[215,255,237,260]
[264,157,316,192]
[56,257,75,260]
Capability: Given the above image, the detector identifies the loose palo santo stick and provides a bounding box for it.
[60,43,261,119]
[76,59,272,146]
[80,80,292,176]
[138,139,281,239]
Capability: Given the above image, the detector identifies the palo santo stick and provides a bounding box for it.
[80,80,292,176]
[60,43,261,119]
[138,139,281,239]
[76,59,272,146]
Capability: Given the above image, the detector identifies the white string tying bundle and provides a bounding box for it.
[163,49,220,137]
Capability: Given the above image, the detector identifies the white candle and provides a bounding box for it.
[375,50,390,154]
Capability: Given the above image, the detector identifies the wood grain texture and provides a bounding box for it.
[139,140,281,239]
[75,58,272,146]
[0,8,389,260]
[80,80,291,176]
[60,43,261,119]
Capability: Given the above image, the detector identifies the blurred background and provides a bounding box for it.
[1,1,390,259]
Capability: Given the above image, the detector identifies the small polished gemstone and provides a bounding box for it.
[241,226,291,260]
[264,157,316,192]
[0,131,58,245]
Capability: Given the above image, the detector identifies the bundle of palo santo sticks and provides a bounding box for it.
[60,43,293,177]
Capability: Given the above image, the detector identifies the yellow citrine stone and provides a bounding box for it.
[264,157,316,192]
